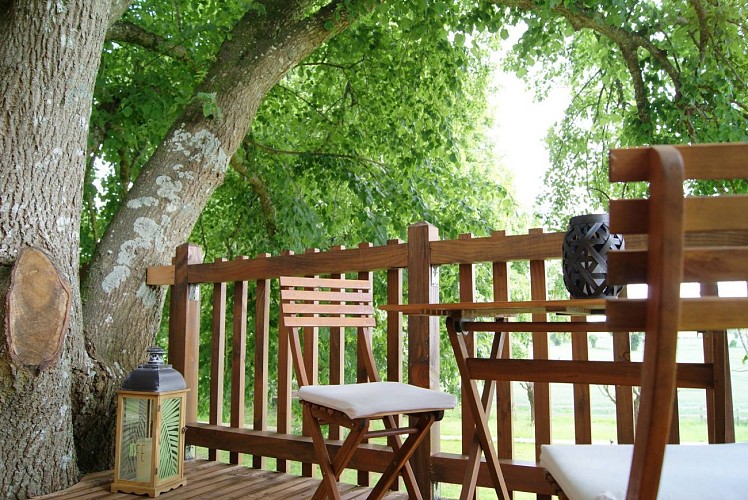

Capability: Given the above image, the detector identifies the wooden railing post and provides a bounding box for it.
[407,221,440,499]
[169,242,203,424]
[701,281,735,443]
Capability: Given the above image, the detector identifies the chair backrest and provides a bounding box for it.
[279,276,380,388]
[606,143,748,498]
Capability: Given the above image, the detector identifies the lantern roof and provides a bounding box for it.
[120,346,187,392]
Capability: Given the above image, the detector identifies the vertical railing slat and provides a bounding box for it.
[701,281,734,444]
[302,249,320,479]
[669,399,681,443]
[571,316,592,444]
[529,228,551,498]
[209,257,227,461]
[458,233,477,457]
[229,256,248,465]
[386,239,403,387]
[276,250,294,473]
[357,243,373,488]
[253,256,271,469]
[328,247,345,441]
[385,241,404,493]
[613,328,635,444]
[614,280,635,444]
[492,230,513,461]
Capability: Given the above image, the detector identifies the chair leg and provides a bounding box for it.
[447,317,510,500]
[368,412,437,500]
[330,419,369,480]
[461,331,504,500]
[307,405,342,500]
[307,406,369,500]
[381,414,421,498]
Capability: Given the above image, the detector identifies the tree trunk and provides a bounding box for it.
[0,2,109,497]
[0,0,367,493]
[77,0,359,472]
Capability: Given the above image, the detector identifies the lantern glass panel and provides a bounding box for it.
[118,396,154,483]
[158,396,183,480]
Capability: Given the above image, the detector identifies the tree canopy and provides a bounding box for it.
[489,0,747,226]
[84,1,517,270]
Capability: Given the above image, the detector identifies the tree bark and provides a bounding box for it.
[0,0,372,492]
[0,1,109,496]
[77,0,362,473]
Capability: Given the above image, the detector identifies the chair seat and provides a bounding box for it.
[540,443,748,500]
[298,381,457,419]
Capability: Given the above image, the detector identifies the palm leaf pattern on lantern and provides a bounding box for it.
[159,397,182,479]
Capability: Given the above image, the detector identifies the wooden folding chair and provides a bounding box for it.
[541,143,748,499]
[279,276,456,500]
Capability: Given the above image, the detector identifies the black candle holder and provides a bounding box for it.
[562,213,624,299]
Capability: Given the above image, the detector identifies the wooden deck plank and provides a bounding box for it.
[38,459,408,499]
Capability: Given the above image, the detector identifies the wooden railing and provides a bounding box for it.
[146,221,734,498]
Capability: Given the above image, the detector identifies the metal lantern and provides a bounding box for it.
[112,347,189,497]
[562,213,625,298]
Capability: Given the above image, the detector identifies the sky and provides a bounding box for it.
[488,67,569,211]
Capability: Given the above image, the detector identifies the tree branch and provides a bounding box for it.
[618,44,650,123]
[277,84,335,123]
[246,138,388,168]
[229,156,277,237]
[107,0,134,27]
[689,0,709,65]
[298,57,366,70]
[491,0,680,115]
[105,20,192,63]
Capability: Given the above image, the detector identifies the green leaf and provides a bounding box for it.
[196,92,222,119]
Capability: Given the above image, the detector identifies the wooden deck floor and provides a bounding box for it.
[39,459,410,499]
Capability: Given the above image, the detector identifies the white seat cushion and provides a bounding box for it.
[298,381,456,419]
[540,443,748,500]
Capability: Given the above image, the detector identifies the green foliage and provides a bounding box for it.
[195,92,222,120]
[82,0,249,264]
[492,0,748,228]
[195,1,513,261]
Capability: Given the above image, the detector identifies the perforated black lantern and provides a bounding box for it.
[111,347,188,497]
[562,213,625,298]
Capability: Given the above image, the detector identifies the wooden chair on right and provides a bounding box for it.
[541,143,748,499]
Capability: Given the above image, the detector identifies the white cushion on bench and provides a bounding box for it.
[540,443,748,500]
[299,381,456,419]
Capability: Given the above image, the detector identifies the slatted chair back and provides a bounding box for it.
[607,143,748,498]
[280,275,380,387]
